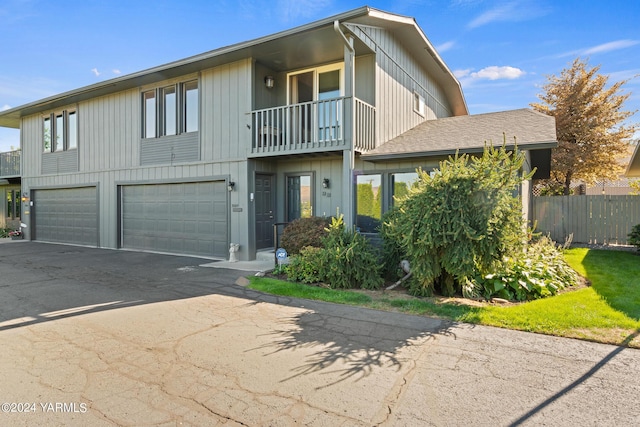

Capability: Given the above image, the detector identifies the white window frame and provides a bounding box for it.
[413,91,426,117]
[142,79,199,139]
[286,62,344,104]
[43,109,77,153]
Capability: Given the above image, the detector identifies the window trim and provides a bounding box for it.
[67,110,78,150]
[355,173,383,233]
[285,172,315,222]
[43,109,77,153]
[142,79,199,139]
[183,80,199,133]
[413,91,426,117]
[142,90,157,138]
[43,116,52,153]
[286,62,344,104]
[54,112,65,152]
[161,85,177,136]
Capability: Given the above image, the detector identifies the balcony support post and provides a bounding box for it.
[335,21,356,229]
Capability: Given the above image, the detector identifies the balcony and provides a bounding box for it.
[0,150,20,178]
[250,97,375,157]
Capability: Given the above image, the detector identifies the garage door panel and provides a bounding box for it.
[121,181,228,258]
[33,187,98,246]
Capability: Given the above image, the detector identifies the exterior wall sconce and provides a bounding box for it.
[322,178,330,189]
[227,181,235,192]
[264,75,275,89]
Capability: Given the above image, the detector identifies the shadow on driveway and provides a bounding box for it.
[0,242,457,387]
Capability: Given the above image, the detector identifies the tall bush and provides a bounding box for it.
[319,215,384,290]
[286,215,384,290]
[383,145,532,297]
[280,217,331,255]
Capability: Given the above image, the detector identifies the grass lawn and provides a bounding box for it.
[249,248,640,348]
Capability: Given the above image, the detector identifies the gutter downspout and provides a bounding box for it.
[334,20,356,229]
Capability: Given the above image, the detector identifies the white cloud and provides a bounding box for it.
[112,69,121,75]
[456,66,526,82]
[454,69,473,79]
[436,40,455,53]
[557,39,640,58]
[91,68,101,77]
[471,66,526,80]
[1,104,11,112]
[583,39,640,55]
[468,3,516,28]
[467,0,549,29]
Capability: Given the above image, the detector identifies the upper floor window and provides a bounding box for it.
[414,91,425,117]
[142,80,199,139]
[43,110,77,153]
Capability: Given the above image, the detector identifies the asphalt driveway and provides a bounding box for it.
[0,242,638,426]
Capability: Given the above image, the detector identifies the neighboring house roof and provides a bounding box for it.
[0,6,467,129]
[361,108,557,161]
[626,143,640,177]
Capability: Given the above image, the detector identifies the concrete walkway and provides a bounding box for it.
[0,242,638,426]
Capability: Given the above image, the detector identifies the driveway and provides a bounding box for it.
[0,242,638,426]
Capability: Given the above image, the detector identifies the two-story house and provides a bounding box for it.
[0,7,555,260]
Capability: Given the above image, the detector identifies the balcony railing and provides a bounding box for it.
[0,150,20,177]
[354,98,376,152]
[250,97,375,156]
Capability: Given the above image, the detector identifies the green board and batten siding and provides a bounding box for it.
[19,60,253,257]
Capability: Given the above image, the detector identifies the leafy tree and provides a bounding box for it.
[531,58,637,195]
[393,181,409,200]
[382,145,532,297]
[356,183,375,217]
[630,179,640,196]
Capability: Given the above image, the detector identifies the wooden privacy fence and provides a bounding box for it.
[532,195,640,245]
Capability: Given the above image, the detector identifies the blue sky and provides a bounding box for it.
[1,0,638,151]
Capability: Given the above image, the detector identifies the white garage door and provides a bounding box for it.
[33,187,98,246]
[121,181,228,258]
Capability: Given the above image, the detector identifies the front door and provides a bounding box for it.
[255,174,275,249]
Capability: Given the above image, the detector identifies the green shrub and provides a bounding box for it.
[467,236,579,301]
[319,215,384,290]
[280,217,331,255]
[0,228,11,238]
[379,208,405,280]
[285,215,384,290]
[628,224,640,251]
[286,246,323,284]
[382,145,532,297]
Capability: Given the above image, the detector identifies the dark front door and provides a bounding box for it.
[255,174,275,249]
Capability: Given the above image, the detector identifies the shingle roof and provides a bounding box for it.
[361,108,557,161]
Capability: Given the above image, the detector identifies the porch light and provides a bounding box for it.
[264,75,275,89]
[228,181,235,192]
[322,178,330,189]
